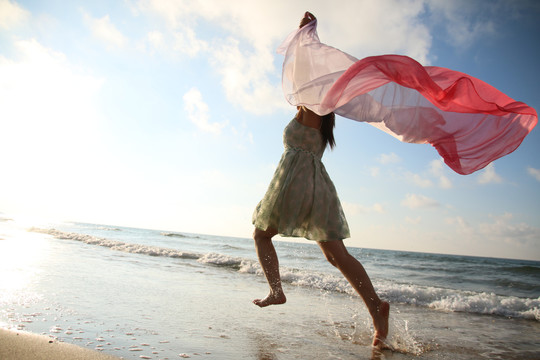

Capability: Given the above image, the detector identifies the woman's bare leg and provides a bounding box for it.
[252,227,287,307]
[318,240,389,347]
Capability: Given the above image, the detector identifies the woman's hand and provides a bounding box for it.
[299,11,315,28]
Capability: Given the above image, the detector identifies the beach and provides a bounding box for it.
[0,328,121,360]
[1,218,539,359]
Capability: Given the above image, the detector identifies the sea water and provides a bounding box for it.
[0,217,539,359]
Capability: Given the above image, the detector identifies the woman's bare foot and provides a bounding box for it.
[372,301,390,348]
[253,291,287,307]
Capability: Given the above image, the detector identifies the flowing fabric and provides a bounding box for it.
[278,20,537,175]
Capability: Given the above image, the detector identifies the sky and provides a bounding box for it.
[1,0,539,261]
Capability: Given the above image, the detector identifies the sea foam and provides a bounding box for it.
[30,227,540,321]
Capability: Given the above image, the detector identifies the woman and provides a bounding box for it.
[251,13,389,348]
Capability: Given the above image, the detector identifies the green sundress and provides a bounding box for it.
[252,117,350,241]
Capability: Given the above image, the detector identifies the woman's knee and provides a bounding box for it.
[253,227,276,244]
[319,240,350,268]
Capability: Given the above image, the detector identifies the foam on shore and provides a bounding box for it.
[30,227,540,321]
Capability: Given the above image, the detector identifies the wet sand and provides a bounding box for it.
[0,328,121,360]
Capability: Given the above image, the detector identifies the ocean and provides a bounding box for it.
[0,217,539,359]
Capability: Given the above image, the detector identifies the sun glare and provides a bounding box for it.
[0,220,48,293]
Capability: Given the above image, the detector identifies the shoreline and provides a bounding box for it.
[0,328,121,360]
[1,222,538,359]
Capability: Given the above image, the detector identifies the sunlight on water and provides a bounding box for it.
[0,221,47,293]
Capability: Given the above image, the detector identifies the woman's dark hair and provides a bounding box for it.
[321,112,336,149]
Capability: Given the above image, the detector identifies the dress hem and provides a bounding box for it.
[253,223,349,242]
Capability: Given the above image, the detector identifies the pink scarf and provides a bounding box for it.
[278,20,537,175]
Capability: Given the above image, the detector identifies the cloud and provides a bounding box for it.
[370,167,380,177]
[401,193,440,209]
[0,0,30,30]
[318,0,432,63]
[183,88,226,134]
[448,213,540,249]
[426,0,497,48]
[437,174,452,189]
[343,202,385,215]
[139,27,208,58]
[132,0,435,113]
[83,13,128,49]
[378,152,401,164]
[445,216,473,234]
[210,39,285,115]
[527,167,540,182]
[406,172,433,188]
[134,0,287,114]
[139,30,165,54]
[134,0,433,59]
[478,213,540,247]
[172,25,208,57]
[477,163,502,184]
[404,159,453,189]
[429,159,452,189]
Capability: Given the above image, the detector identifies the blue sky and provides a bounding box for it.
[1,0,539,260]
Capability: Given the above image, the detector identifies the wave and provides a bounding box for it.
[160,232,201,239]
[97,226,122,232]
[30,227,540,321]
[501,265,540,275]
[30,228,201,260]
[377,283,540,321]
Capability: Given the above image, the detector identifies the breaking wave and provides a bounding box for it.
[30,227,540,321]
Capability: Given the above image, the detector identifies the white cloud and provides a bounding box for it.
[139,27,208,59]
[183,88,226,134]
[132,0,435,113]
[172,26,208,57]
[0,0,30,30]
[378,152,401,164]
[478,213,540,247]
[407,172,433,188]
[83,13,128,49]
[429,159,452,189]
[134,0,433,60]
[134,0,292,47]
[445,216,473,234]
[143,30,165,53]
[343,202,385,215]
[210,38,284,115]
[438,176,452,189]
[401,193,440,209]
[426,0,497,48]
[447,213,540,249]
[134,0,287,114]
[318,0,431,63]
[404,160,453,189]
[527,167,540,182]
[477,163,502,184]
